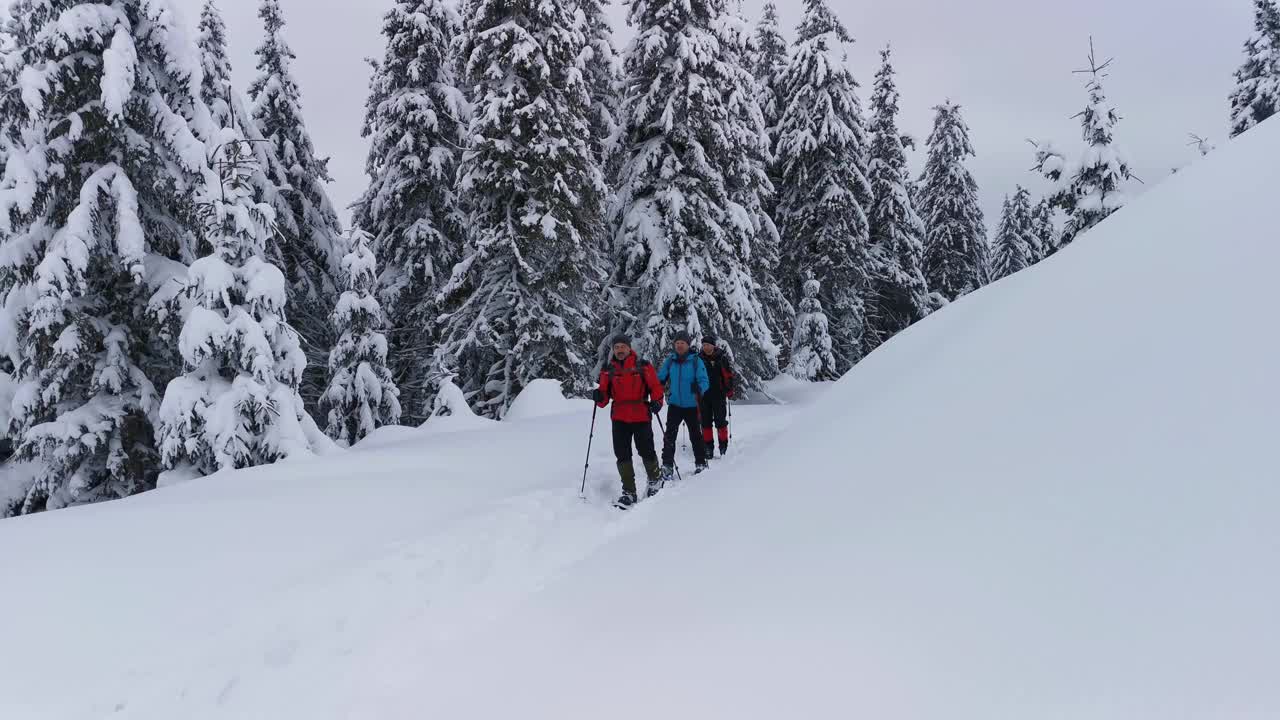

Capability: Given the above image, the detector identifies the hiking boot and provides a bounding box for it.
[617,460,638,499]
[613,492,638,510]
[660,465,675,483]
[643,459,663,497]
[643,458,662,481]
[694,462,708,475]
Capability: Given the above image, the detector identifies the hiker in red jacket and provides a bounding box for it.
[592,335,665,508]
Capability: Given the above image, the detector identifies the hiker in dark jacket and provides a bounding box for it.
[698,335,735,459]
[593,335,664,508]
[656,331,710,477]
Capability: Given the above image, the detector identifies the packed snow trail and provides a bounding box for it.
[0,380,823,720]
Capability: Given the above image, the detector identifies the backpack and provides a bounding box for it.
[605,358,654,406]
[663,352,704,403]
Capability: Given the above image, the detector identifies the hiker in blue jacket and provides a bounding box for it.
[657,331,710,477]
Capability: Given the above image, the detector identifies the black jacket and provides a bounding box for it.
[698,350,735,398]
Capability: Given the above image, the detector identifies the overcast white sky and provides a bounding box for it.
[11,0,1254,227]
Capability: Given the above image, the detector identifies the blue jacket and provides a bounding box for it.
[658,352,710,408]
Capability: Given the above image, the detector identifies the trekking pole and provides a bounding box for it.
[653,413,684,485]
[580,347,613,499]
[728,398,733,443]
[579,403,599,499]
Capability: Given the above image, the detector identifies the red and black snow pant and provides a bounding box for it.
[699,393,729,450]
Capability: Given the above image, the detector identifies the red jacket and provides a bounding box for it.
[597,353,664,423]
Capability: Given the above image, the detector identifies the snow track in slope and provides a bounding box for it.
[1,387,816,720]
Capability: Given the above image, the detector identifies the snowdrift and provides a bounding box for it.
[504,379,583,421]
[2,121,1278,719]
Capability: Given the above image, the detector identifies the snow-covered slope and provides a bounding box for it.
[3,122,1279,719]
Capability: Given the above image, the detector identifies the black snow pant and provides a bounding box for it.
[699,393,729,452]
[662,405,706,466]
[612,420,657,464]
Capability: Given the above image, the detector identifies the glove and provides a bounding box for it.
[592,389,604,403]
[648,400,663,415]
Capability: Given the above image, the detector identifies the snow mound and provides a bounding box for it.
[761,373,832,405]
[349,423,420,451]
[504,379,583,421]
[422,379,495,433]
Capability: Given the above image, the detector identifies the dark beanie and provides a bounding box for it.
[610,334,632,347]
[702,335,718,346]
[673,330,693,344]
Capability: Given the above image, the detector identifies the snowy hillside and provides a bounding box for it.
[3,118,1279,718]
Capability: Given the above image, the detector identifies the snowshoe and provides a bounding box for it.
[694,463,708,475]
[647,480,662,499]
[660,465,675,483]
[613,492,638,510]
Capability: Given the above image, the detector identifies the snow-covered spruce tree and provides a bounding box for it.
[435,0,608,418]
[612,0,781,387]
[918,101,987,302]
[1230,0,1280,138]
[1033,42,1133,249]
[578,0,622,179]
[750,2,789,333]
[865,45,932,352]
[0,6,24,471]
[198,0,292,266]
[990,187,1035,281]
[773,0,873,372]
[249,0,342,413]
[990,195,1010,274]
[0,9,48,470]
[0,0,209,516]
[787,273,838,382]
[157,131,321,479]
[578,0,626,306]
[0,7,16,168]
[727,3,791,364]
[198,0,233,128]
[752,2,788,137]
[322,229,400,445]
[906,175,924,216]
[1029,197,1057,262]
[353,0,466,424]
[747,199,793,366]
